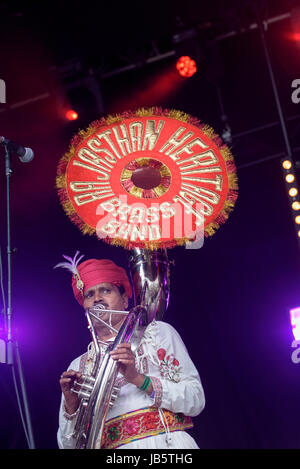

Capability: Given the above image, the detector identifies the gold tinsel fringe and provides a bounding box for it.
[105,114,124,125]
[205,223,219,237]
[228,172,239,189]
[64,147,76,161]
[220,146,234,162]
[166,109,190,123]
[200,124,219,140]
[204,198,237,237]
[62,200,76,217]
[135,107,156,117]
[82,225,96,236]
[56,107,239,249]
[56,174,66,189]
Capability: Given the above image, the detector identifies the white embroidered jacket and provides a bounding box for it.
[57,320,205,449]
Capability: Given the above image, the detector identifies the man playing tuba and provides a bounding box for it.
[57,256,205,449]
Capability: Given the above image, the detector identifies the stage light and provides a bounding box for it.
[65,109,78,121]
[290,8,300,49]
[290,307,300,340]
[176,56,197,78]
[282,160,292,170]
[281,157,300,247]
[292,201,300,210]
[286,174,295,183]
[289,187,298,197]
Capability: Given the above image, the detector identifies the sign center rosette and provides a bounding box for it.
[56,108,238,249]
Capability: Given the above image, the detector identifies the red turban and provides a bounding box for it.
[72,259,132,306]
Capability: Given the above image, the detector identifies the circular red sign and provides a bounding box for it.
[57,108,238,249]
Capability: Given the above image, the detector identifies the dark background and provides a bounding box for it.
[0,0,300,450]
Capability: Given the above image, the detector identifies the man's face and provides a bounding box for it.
[83,282,128,330]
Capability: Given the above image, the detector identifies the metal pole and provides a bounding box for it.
[3,144,35,449]
[14,341,36,448]
[4,145,13,365]
[256,9,294,161]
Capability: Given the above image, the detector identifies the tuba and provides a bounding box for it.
[72,248,170,449]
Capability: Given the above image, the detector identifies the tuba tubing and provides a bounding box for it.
[73,304,147,449]
[72,248,170,449]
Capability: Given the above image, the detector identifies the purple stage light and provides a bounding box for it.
[0,327,6,363]
[290,307,300,340]
[0,339,6,364]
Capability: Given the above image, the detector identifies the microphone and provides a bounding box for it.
[0,136,34,163]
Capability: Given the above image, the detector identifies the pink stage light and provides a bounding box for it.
[65,109,78,121]
[290,307,300,339]
[176,56,197,78]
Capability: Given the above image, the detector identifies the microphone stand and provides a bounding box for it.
[2,143,35,449]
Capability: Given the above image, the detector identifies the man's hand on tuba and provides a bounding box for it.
[59,370,83,415]
[110,343,153,394]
